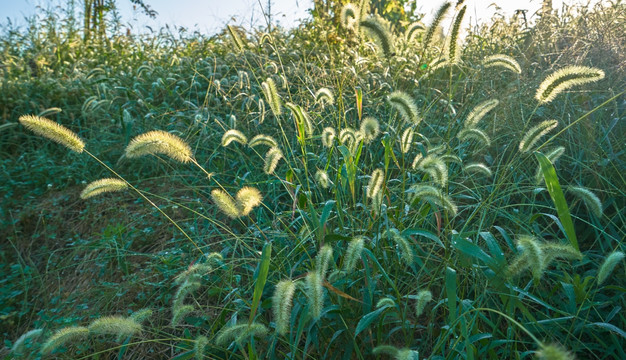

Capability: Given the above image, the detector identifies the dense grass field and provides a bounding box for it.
[1,0,625,359]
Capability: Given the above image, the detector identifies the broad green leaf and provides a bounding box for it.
[446,267,457,323]
[535,152,579,251]
[249,242,272,323]
[355,305,391,337]
[452,236,493,265]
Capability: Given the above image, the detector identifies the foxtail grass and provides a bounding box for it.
[19,115,85,153]
[597,251,625,285]
[483,54,521,74]
[344,236,366,272]
[261,78,282,117]
[80,178,128,199]
[389,91,420,124]
[222,129,248,147]
[125,130,193,163]
[519,120,558,153]
[464,99,499,128]
[272,279,296,335]
[264,147,283,175]
[567,186,603,218]
[535,65,605,104]
[41,326,89,355]
[360,15,395,58]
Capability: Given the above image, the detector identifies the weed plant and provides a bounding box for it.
[1,0,625,359]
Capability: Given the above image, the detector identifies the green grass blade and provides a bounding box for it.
[446,266,457,324]
[249,242,272,323]
[534,151,579,251]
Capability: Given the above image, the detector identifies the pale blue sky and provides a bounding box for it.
[0,0,607,34]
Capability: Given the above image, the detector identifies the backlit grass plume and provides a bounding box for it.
[536,343,575,360]
[367,169,385,199]
[535,65,605,104]
[249,134,278,148]
[41,326,89,355]
[409,184,458,216]
[597,251,624,285]
[446,5,466,64]
[171,305,194,326]
[125,130,193,163]
[360,116,380,143]
[227,25,244,51]
[483,54,521,74]
[322,127,336,148]
[519,120,558,152]
[222,129,248,147]
[383,228,414,265]
[19,115,85,153]
[264,147,283,175]
[215,323,269,347]
[360,15,394,58]
[415,289,433,317]
[316,245,334,279]
[567,186,603,218]
[272,279,296,335]
[423,2,451,50]
[286,102,314,136]
[401,127,415,153]
[344,236,365,272]
[315,87,335,106]
[405,21,426,42]
[372,345,420,360]
[464,163,492,177]
[306,271,324,320]
[88,316,142,338]
[11,328,43,356]
[195,335,208,360]
[211,187,263,219]
[464,99,499,128]
[389,91,420,124]
[457,128,491,146]
[261,77,282,117]
[80,178,128,199]
[315,170,331,189]
[416,155,448,187]
[340,128,358,151]
[340,3,359,30]
[211,189,240,219]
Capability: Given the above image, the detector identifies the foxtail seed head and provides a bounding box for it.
[464,163,492,177]
[80,178,128,199]
[536,65,604,104]
[519,120,558,152]
[464,99,499,128]
[306,271,324,320]
[389,91,420,124]
[19,115,85,153]
[41,326,89,355]
[567,186,603,218]
[264,147,283,175]
[315,170,331,189]
[597,251,624,285]
[344,236,366,272]
[483,55,521,74]
[249,134,278,148]
[88,316,142,337]
[360,15,395,58]
[360,117,380,143]
[125,130,193,163]
[367,169,385,199]
[222,129,247,147]
[322,127,336,148]
[11,328,43,355]
[457,128,491,147]
[272,279,296,335]
[401,127,415,153]
[415,289,433,317]
[261,77,282,117]
[194,335,208,360]
[315,87,335,106]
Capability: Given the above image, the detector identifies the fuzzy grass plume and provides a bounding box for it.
[306,271,324,320]
[423,2,451,50]
[41,326,89,355]
[409,184,458,216]
[322,127,336,148]
[249,134,278,148]
[446,5,466,64]
[536,343,575,360]
[464,163,492,177]
[344,236,365,272]
[261,77,282,117]
[597,251,624,285]
[405,21,426,42]
[194,335,208,360]
[272,279,296,335]
[360,15,394,57]
[125,130,193,163]
[340,3,359,30]
[316,245,334,278]
[222,129,248,147]
[367,169,385,199]
[211,187,263,219]
[315,170,331,189]
[80,178,128,199]
[519,120,558,152]
[415,289,433,317]
[457,128,491,146]
[464,99,499,128]
[483,54,521,74]
[389,91,420,124]
[19,115,85,153]
[315,87,335,106]
[383,228,414,265]
[215,323,268,347]
[360,117,380,143]
[535,65,605,104]
[88,316,142,338]
[401,127,415,154]
[264,147,283,174]
[567,186,603,218]
[11,328,43,355]
[416,155,448,187]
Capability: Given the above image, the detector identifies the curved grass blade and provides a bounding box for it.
[250,242,272,323]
